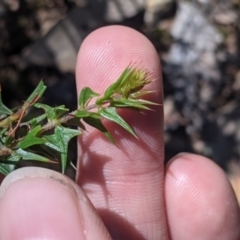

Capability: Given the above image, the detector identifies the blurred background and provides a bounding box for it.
[1,0,240,202]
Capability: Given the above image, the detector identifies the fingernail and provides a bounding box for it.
[0,167,86,240]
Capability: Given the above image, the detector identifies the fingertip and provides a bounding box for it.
[0,168,111,240]
[76,25,161,96]
[165,153,240,240]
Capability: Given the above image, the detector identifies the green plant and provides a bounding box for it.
[0,66,157,176]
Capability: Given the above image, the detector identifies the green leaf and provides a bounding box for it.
[97,68,131,104]
[19,125,46,149]
[78,87,100,108]
[3,135,13,146]
[104,68,131,97]
[24,81,47,107]
[0,154,20,176]
[75,110,91,118]
[54,106,69,118]
[83,113,114,143]
[132,98,158,105]
[0,85,13,115]
[15,148,50,162]
[44,126,81,173]
[97,67,151,104]
[0,128,8,141]
[99,107,137,138]
[130,90,153,99]
[7,154,21,162]
[0,163,16,175]
[34,104,68,120]
[34,103,56,120]
[44,136,60,152]
[111,98,152,110]
[26,113,47,128]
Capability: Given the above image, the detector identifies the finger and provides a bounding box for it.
[165,153,240,240]
[75,25,167,239]
[0,167,111,240]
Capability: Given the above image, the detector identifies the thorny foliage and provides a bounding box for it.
[0,66,157,176]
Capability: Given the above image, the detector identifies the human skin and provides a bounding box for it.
[0,25,239,240]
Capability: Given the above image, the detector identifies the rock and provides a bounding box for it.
[165,1,223,133]
[214,10,238,25]
[144,0,176,27]
[104,0,145,22]
[21,7,105,72]
[20,0,146,72]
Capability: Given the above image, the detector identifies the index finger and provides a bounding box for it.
[75,26,167,239]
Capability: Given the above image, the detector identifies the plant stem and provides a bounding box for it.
[39,102,99,134]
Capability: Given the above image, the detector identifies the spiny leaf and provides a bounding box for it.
[103,68,131,99]
[26,113,47,128]
[44,126,81,173]
[97,67,151,104]
[0,153,20,163]
[83,113,114,143]
[116,67,151,98]
[7,154,21,162]
[54,105,69,118]
[2,135,13,146]
[18,125,46,149]
[110,98,152,110]
[112,98,159,110]
[130,90,154,99]
[34,103,57,120]
[79,87,100,108]
[15,148,50,162]
[24,81,47,107]
[34,103,68,120]
[96,68,131,104]
[0,66,156,176]
[99,107,137,138]
[75,110,91,118]
[0,128,7,139]
[0,163,16,175]
[134,98,159,106]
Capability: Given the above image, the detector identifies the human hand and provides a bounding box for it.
[0,26,239,240]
